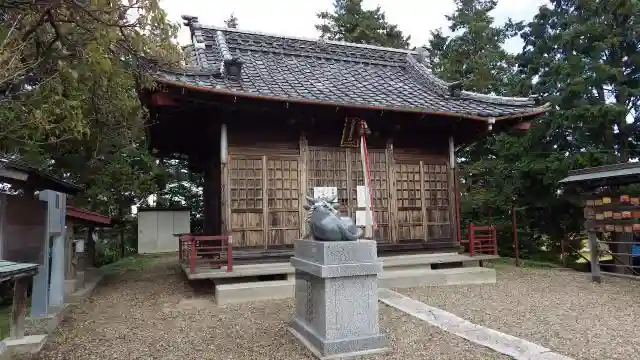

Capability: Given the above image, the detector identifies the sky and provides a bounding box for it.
[160,0,549,53]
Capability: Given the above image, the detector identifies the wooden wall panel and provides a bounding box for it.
[228,156,264,247]
[267,157,300,246]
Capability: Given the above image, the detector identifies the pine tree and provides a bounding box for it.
[316,0,410,49]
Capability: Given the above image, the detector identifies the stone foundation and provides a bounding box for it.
[289,239,388,359]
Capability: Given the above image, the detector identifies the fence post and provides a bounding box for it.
[189,237,196,274]
[469,223,475,257]
[178,237,183,262]
[227,235,233,273]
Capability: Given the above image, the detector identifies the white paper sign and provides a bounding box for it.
[313,186,338,202]
[356,210,372,226]
[356,185,368,207]
[74,239,85,253]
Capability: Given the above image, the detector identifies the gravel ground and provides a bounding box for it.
[400,264,640,360]
[20,257,507,360]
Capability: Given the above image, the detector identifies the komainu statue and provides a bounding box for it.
[303,195,361,241]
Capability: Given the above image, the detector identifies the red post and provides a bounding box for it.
[227,235,233,272]
[512,203,520,267]
[469,223,475,257]
[189,236,197,273]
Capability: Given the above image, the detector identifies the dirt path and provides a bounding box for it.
[19,257,508,360]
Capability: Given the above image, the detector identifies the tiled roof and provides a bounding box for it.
[151,16,549,120]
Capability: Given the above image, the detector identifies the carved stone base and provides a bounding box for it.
[289,239,389,359]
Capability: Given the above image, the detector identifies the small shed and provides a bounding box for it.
[65,206,112,295]
[559,162,640,281]
[137,207,190,254]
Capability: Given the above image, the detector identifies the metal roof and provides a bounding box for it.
[559,162,640,188]
[0,158,83,195]
[0,260,38,283]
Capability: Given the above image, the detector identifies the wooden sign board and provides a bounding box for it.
[339,118,360,148]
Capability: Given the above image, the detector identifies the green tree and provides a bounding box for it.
[0,0,181,151]
[519,0,640,163]
[0,1,182,260]
[425,0,523,94]
[423,0,566,258]
[316,0,410,49]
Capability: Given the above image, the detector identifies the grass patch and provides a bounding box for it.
[100,254,163,276]
[0,305,10,339]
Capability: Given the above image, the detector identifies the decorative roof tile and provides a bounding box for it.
[152,16,549,119]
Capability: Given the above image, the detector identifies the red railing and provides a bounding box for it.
[461,224,498,256]
[178,234,233,274]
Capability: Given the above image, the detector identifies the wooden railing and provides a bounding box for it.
[178,235,233,274]
[460,224,498,256]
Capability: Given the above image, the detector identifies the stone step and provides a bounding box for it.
[378,267,496,289]
[215,279,294,305]
[213,267,496,305]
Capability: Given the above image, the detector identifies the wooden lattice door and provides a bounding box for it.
[395,162,425,240]
[423,163,451,239]
[266,156,300,247]
[306,148,349,210]
[228,156,265,248]
[394,161,452,242]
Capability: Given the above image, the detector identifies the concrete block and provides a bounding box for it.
[0,341,9,360]
[291,240,388,359]
[378,268,447,288]
[290,257,382,278]
[64,279,78,296]
[215,280,294,305]
[76,271,86,287]
[294,239,378,265]
[26,304,68,335]
[381,253,462,269]
[462,260,480,268]
[3,335,48,354]
[378,267,496,289]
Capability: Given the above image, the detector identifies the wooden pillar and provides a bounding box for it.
[587,231,602,283]
[10,276,29,339]
[385,139,397,243]
[299,133,309,237]
[220,123,230,235]
[262,155,269,250]
[86,225,95,266]
[448,136,458,244]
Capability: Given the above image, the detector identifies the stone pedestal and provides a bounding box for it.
[289,239,388,359]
